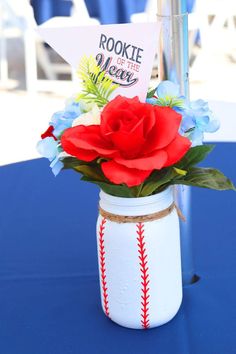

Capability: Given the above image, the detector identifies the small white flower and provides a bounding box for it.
[72,104,101,127]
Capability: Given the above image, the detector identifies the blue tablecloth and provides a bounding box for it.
[0,143,235,353]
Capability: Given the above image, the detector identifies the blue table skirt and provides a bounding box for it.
[0,143,235,353]
[31,0,147,24]
[32,0,195,25]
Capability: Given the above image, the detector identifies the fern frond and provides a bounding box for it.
[155,96,185,108]
[76,55,119,107]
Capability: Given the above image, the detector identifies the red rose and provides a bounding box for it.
[61,96,191,187]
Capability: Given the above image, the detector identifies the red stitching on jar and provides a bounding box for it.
[98,218,110,317]
[136,222,150,329]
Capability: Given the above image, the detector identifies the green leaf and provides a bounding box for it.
[172,167,236,191]
[147,87,157,99]
[155,97,185,108]
[63,157,107,182]
[63,157,84,169]
[139,168,177,197]
[176,145,215,169]
[129,183,145,197]
[73,165,105,181]
[81,177,134,197]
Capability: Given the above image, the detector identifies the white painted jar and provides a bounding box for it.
[96,187,182,329]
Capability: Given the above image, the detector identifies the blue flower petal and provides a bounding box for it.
[50,112,76,137]
[157,80,180,98]
[191,99,208,110]
[189,129,204,146]
[205,119,220,133]
[50,100,81,138]
[180,97,219,145]
[50,158,64,176]
[173,106,183,114]
[146,98,157,105]
[65,101,81,117]
[51,111,64,123]
[181,113,195,132]
[195,115,210,131]
[36,137,58,159]
[53,122,73,137]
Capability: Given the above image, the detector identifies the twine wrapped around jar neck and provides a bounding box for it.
[99,202,185,224]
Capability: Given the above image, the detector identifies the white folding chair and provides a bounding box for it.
[130,0,157,23]
[0,0,101,93]
[71,0,100,25]
[0,0,61,92]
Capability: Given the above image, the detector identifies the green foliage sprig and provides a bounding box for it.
[76,55,119,107]
[146,87,185,108]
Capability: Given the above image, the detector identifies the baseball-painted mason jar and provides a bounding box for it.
[96,186,182,329]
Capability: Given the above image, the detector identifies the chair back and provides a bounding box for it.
[71,0,90,20]
[0,0,36,29]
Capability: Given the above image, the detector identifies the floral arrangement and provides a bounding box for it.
[37,56,235,197]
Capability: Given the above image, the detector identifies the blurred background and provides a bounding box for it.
[0,0,236,166]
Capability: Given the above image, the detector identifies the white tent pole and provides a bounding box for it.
[157,0,195,285]
[157,0,189,97]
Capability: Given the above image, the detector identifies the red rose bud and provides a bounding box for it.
[41,125,57,141]
[61,96,191,187]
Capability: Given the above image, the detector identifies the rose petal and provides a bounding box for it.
[143,107,156,138]
[109,117,146,158]
[103,95,139,115]
[146,106,182,152]
[163,135,191,167]
[61,136,99,161]
[61,125,118,157]
[101,96,140,136]
[115,149,167,170]
[103,109,139,136]
[101,97,156,158]
[101,161,152,187]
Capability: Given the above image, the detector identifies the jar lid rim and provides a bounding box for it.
[100,187,173,206]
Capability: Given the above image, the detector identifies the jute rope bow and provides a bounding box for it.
[99,202,185,224]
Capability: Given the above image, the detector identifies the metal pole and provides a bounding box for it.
[157,0,195,285]
[0,3,9,85]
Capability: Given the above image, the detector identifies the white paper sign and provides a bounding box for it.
[37,20,160,102]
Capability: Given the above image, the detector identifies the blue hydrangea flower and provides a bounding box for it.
[36,97,83,176]
[65,97,81,116]
[156,80,186,109]
[149,80,220,146]
[180,100,220,146]
[36,137,58,159]
[36,137,63,176]
[50,98,81,137]
[157,80,180,98]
